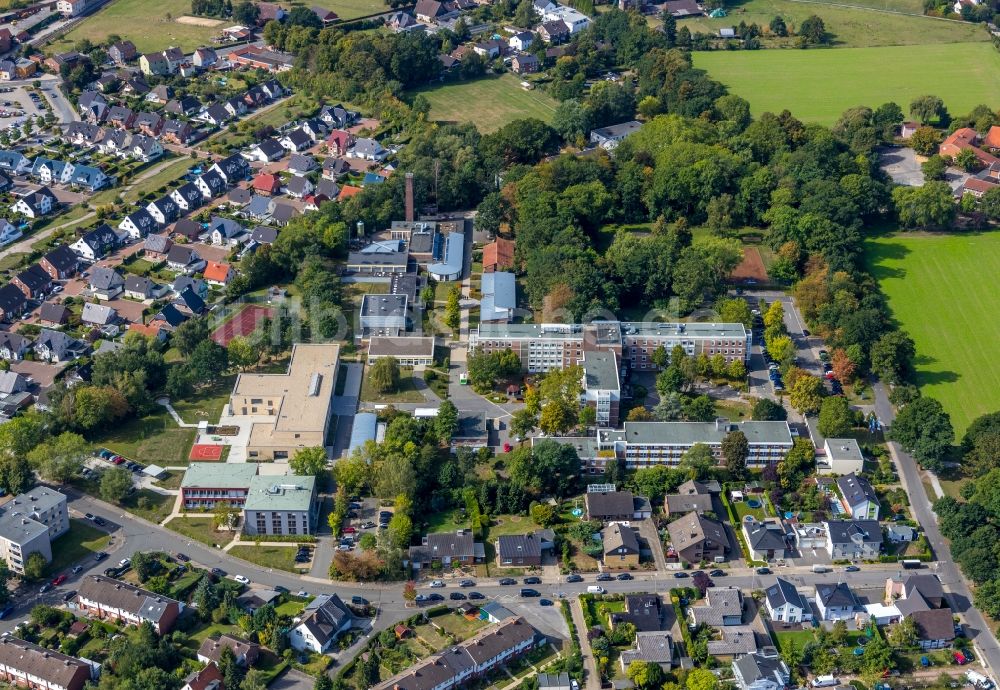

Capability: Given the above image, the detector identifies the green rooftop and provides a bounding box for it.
[181,463,258,489]
[243,475,317,512]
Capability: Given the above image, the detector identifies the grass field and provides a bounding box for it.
[48,520,111,575]
[228,545,302,572]
[411,74,559,133]
[167,516,233,547]
[680,0,986,47]
[310,0,386,19]
[47,0,218,53]
[695,43,1000,125]
[866,231,1000,435]
[95,407,196,467]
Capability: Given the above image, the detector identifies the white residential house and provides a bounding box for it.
[764,578,812,624]
[290,594,352,653]
[0,219,21,246]
[836,473,880,521]
[815,582,859,621]
[349,138,388,161]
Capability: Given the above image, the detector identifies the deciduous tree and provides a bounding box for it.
[369,356,401,394]
[100,466,133,504]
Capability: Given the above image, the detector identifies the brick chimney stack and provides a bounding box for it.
[405,172,414,222]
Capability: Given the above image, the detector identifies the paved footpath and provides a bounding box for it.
[569,598,601,690]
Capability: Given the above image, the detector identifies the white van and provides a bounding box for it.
[812,565,830,573]
[587,585,606,594]
[812,676,838,687]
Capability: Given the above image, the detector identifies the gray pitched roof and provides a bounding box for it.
[836,473,878,508]
[816,582,858,609]
[825,519,882,545]
[765,577,807,611]
[89,266,124,290]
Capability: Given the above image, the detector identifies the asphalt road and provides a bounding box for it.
[873,383,1000,676]
[753,288,1000,678]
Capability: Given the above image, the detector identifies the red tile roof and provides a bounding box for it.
[338,185,362,199]
[983,125,1000,150]
[483,238,515,271]
[203,261,232,284]
[252,173,281,194]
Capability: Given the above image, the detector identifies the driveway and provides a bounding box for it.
[10,360,67,387]
[878,146,924,187]
[267,668,315,690]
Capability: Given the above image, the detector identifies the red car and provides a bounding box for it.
[954,652,968,665]
[112,456,125,465]
[503,442,513,453]
[51,575,67,586]
[343,526,357,534]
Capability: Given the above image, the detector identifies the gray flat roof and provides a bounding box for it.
[622,420,793,446]
[0,512,48,543]
[361,294,407,318]
[348,412,377,454]
[584,351,619,392]
[4,487,66,515]
[620,321,747,339]
[825,438,864,463]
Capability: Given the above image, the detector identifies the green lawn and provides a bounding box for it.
[170,375,238,425]
[48,520,110,575]
[47,0,220,53]
[695,43,1000,125]
[680,0,985,47]
[411,74,559,133]
[93,407,196,467]
[166,517,233,547]
[310,0,386,19]
[773,629,816,652]
[866,231,1000,435]
[154,470,183,491]
[228,545,304,573]
[121,489,175,524]
[359,369,426,403]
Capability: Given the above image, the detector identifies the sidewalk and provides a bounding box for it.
[568,598,601,690]
[156,398,198,428]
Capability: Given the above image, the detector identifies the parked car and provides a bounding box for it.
[596,573,613,582]
[617,572,634,580]
[233,575,250,584]
[756,567,771,575]
[118,558,131,568]
[62,590,76,602]
[468,592,484,600]
[499,578,517,585]
[343,526,357,534]
[459,579,475,587]
[93,517,106,526]
[175,553,189,562]
[51,575,67,586]
[427,593,444,602]
[71,565,83,574]
[844,565,860,572]
[539,599,553,606]
[84,513,95,520]
[523,576,541,584]
[38,583,51,594]
[565,574,583,583]
[710,569,726,577]
[673,572,689,578]
[429,580,445,588]
[449,592,467,600]
[520,588,540,597]
[94,552,108,562]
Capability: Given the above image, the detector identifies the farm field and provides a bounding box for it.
[411,74,559,133]
[680,0,986,47]
[695,43,1000,125]
[866,231,1000,435]
[47,0,218,54]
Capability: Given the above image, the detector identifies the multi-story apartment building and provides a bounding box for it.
[470,321,749,374]
[76,576,181,633]
[242,475,319,536]
[0,487,69,574]
[582,350,621,427]
[180,464,259,510]
[0,637,92,690]
[543,419,793,474]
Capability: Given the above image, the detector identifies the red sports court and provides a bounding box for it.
[189,444,224,461]
[211,305,273,346]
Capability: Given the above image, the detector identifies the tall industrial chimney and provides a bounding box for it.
[405,172,414,222]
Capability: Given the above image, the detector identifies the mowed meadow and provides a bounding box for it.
[694,42,1000,125]
[866,231,1000,435]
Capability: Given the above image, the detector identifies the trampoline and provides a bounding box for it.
[746,499,762,509]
